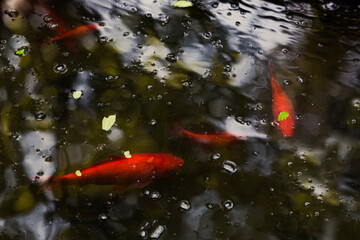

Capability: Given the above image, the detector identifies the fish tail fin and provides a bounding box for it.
[269,62,275,83]
[170,121,186,136]
[41,176,62,192]
[269,62,281,91]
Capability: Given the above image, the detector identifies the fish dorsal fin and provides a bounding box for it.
[89,155,125,167]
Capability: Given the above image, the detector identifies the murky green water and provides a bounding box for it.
[0,0,360,239]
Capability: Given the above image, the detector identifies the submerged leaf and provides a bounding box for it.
[102,115,116,131]
[173,0,193,8]
[278,111,289,121]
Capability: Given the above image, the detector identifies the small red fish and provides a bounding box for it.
[174,123,245,145]
[49,23,99,42]
[36,0,78,51]
[36,0,70,36]
[269,63,295,137]
[43,153,183,191]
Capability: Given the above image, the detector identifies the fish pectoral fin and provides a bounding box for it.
[135,179,153,188]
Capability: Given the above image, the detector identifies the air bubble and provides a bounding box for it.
[98,213,107,220]
[283,80,291,86]
[210,152,221,161]
[211,2,219,8]
[8,133,19,140]
[44,156,53,162]
[165,53,177,62]
[206,203,214,209]
[43,15,53,22]
[148,119,157,126]
[3,65,15,73]
[235,116,245,124]
[203,32,212,39]
[99,36,109,44]
[179,200,191,211]
[53,63,68,74]
[297,76,304,83]
[139,230,147,238]
[35,112,46,121]
[150,225,165,239]
[221,160,237,174]
[48,23,58,30]
[324,2,339,11]
[151,191,161,199]
[4,10,19,18]
[223,200,234,210]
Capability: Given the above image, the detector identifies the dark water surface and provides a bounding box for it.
[0,0,360,239]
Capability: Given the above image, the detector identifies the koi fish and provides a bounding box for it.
[36,0,70,36]
[269,63,295,137]
[36,0,79,51]
[43,153,184,191]
[49,23,99,42]
[174,123,245,145]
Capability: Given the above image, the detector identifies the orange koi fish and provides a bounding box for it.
[269,63,295,137]
[174,123,245,145]
[43,153,183,191]
[49,23,99,42]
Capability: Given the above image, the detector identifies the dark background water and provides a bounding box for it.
[0,0,360,239]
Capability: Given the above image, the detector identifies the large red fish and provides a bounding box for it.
[49,23,99,42]
[43,153,184,191]
[174,123,245,145]
[269,63,295,137]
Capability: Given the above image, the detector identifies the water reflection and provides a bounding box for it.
[0,0,360,239]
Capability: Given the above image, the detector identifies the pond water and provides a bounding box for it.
[0,0,360,239]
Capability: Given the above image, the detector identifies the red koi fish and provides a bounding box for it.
[43,153,184,191]
[36,0,78,51]
[49,23,99,42]
[37,0,70,36]
[174,123,245,145]
[269,63,295,137]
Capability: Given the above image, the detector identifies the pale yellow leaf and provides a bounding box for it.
[102,115,116,131]
[72,90,83,99]
[124,151,132,158]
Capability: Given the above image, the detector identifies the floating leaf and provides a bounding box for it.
[15,47,29,56]
[124,151,132,158]
[72,90,83,99]
[102,115,116,131]
[173,0,193,8]
[15,49,25,56]
[278,111,289,121]
[75,170,82,176]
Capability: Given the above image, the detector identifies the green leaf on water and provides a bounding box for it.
[278,111,289,121]
[173,0,193,8]
[15,48,25,56]
[124,150,132,158]
[72,90,83,99]
[102,115,116,131]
